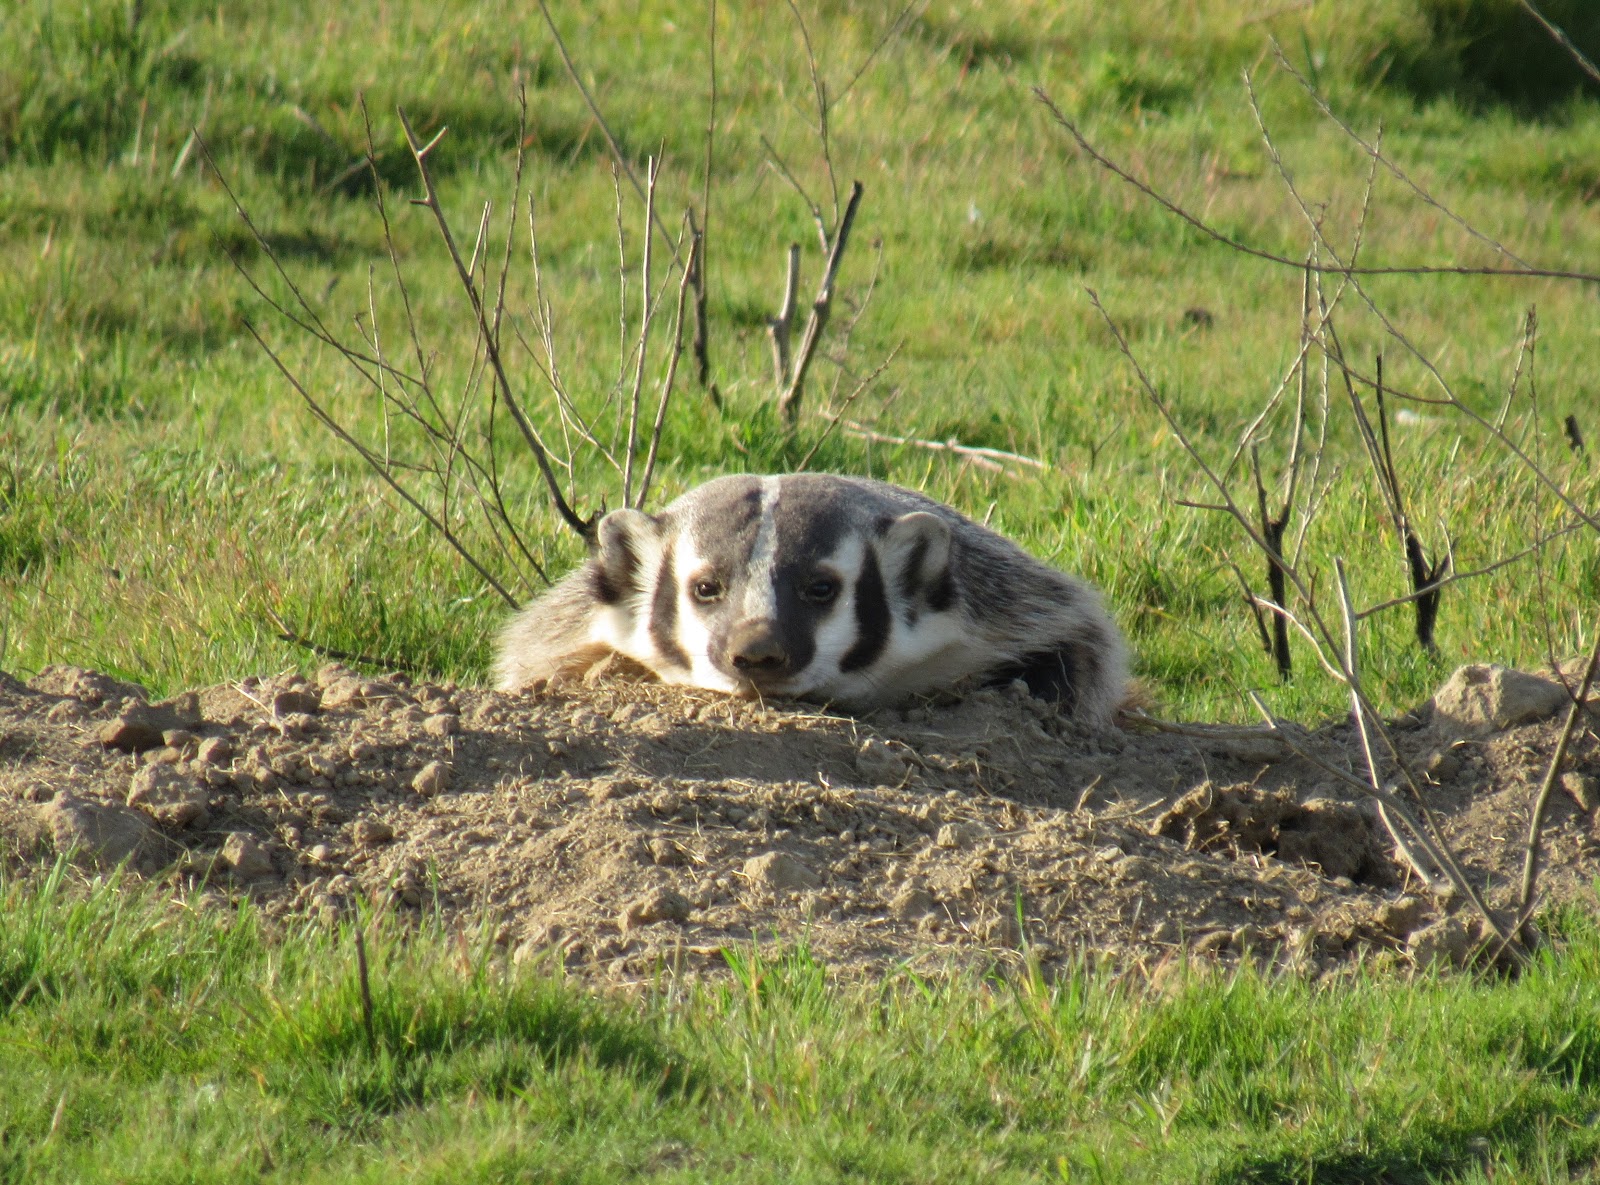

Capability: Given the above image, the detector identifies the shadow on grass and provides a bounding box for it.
[256,920,700,1129]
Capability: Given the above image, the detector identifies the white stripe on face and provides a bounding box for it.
[741,475,783,621]
[671,533,740,692]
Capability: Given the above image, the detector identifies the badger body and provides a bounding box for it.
[495,474,1128,723]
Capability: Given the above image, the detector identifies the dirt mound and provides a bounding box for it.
[3,662,1598,981]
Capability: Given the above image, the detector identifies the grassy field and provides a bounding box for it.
[4,864,1600,1184]
[6,1,1600,1179]
[3,0,1599,721]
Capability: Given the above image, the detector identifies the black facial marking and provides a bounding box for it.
[649,548,691,670]
[840,549,891,673]
[685,483,764,591]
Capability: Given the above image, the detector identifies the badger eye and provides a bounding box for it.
[800,577,839,604]
[692,578,724,603]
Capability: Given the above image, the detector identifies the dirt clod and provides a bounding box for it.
[621,887,693,930]
[38,793,171,869]
[1432,664,1568,738]
[99,709,168,754]
[352,819,394,847]
[1562,771,1597,814]
[221,832,274,881]
[1406,915,1477,969]
[411,760,449,797]
[856,738,909,786]
[126,765,209,829]
[744,851,821,893]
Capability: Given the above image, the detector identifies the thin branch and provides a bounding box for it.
[761,135,828,250]
[397,108,595,543]
[694,0,718,397]
[832,418,1046,477]
[1033,89,1600,284]
[623,156,661,508]
[1271,41,1534,270]
[1251,446,1292,678]
[535,0,678,255]
[266,606,424,675]
[780,180,865,423]
[797,343,902,471]
[834,0,924,104]
[769,243,802,391]
[1354,518,1587,618]
[245,321,518,607]
[1517,630,1600,940]
[1516,0,1600,88]
[637,225,699,510]
[784,0,839,225]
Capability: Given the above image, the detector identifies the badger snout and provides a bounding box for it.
[724,619,792,679]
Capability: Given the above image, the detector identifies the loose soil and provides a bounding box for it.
[5,662,1599,982]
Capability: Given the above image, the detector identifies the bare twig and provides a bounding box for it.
[1492,308,1538,433]
[687,208,718,405]
[536,0,678,255]
[694,0,719,396]
[1517,630,1600,941]
[780,180,865,423]
[397,109,595,543]
[1356,353,1449,650]
[761,135,827,249]
[769,243,802,391]
[832,419,1046,477]
[1354,518,1587,618]
[835,0,925,104]
[1336,560,1382,793]
[1516,0,1600,88]
[637,226,699,510]
[623,156,661,508]
[265,606,424,675]
[1035,89,1600,284]
[1226,558,1276,658]
[1271,41,1534,270]
[244,320,520,607]
[785,0,839,225]
[796,343,902,472]
[1251,447,1292,678]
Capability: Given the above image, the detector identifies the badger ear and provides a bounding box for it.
[590,508,659,603]
[881,510,954,610]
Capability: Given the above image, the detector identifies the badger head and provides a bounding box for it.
[583,474,964,705]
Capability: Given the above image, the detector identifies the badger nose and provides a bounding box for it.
[727,620,790,674]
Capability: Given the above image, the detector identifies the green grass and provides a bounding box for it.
[0,863,1596,1183]
[4,1,1599,721]
[3,0,1600,721]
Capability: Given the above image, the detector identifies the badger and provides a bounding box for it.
[494,474,1129,723]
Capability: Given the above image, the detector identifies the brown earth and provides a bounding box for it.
[4,661,1598,983]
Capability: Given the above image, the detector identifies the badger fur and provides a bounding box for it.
[494,474,1129,723]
